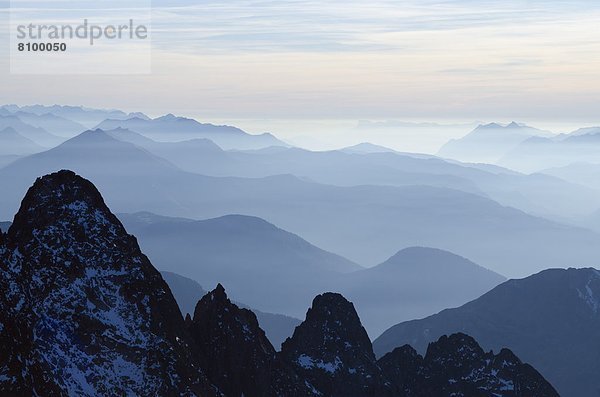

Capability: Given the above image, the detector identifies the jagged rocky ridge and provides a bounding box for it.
[379,334,559,397]
[0,171,559,396]
[0,170,217,396]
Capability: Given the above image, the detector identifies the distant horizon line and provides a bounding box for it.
[3,103,600,131]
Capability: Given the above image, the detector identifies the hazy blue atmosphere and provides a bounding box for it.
[1,1,599,396]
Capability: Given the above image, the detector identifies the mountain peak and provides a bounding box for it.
[18,168,98,201]
[191,284,267,344]
[213,283,227,301]
[374,246,504,280]
[66,128,117,144]
[479,121,523,130]
[2,171,215,395]
[425,332,484,365]
[188,284,309,396]
[10,170,109,238]
[281,292,391,396]
[156,113,187,122]
[286,292,372,356]
[379,332,559,397]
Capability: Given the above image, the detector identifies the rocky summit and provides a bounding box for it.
[0,170,216,396]
[0,170,559,396]
[378,334,559,397]
[281,292,393,396]
[187,283,310,397]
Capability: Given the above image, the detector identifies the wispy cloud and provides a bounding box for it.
[148,0,600,53]
[2,0,600,127]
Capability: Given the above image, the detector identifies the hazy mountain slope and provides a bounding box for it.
[0,115,63,147]
[437,122,552,163]
[1,130,600,278]
[373,268,600,397]
[541,162,600,191]
[160,271,302,349]
[262,148,600,221]
[118,212,361,317]
[111,132,600,222]
[2,104,147,127]
[499,127,600,173]
[96,114,286,150]
[11,111,87,137]
[0,129,189,217]
[0,155,20,169]
[339,247,506,337]
[341,142,400,154]
[106,127,234,175]
[0,128,44,156]
[108,129,482,196]
[124,214,505,336]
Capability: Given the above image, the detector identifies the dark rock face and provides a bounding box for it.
[281,293,394,397]
[0,170,216,396]
[378,333,559,397]
[378,345,424,397]
[279,293,557,397]
[188,284,310,397]
[372,267,600,396]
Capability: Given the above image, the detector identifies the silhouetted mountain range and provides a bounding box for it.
[1,104,148,127]
[1,129,599,279]
[498,126,600,172]
[438,122,552,164]
[96,114,287,150]
[120,212,507,335]
[373,268,600,396]
[11,111,87,137]
[0,170,558,396]
[105,127,600,222]
[379,333,559,397]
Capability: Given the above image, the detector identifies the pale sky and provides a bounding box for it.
[1,0,600,151]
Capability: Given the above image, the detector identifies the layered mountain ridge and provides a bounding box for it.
[1,128,600,279]
[0,170,559,396]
